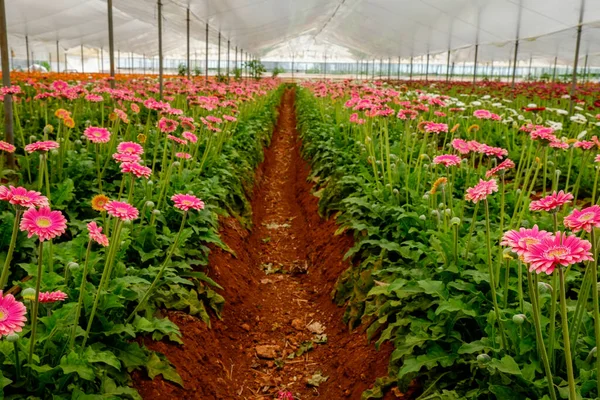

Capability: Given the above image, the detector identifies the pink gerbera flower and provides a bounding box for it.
[171,194,205,211]
[564,205,600,233]
[0,291,27,336]
[104,200,139,221]
[433,154,461,167]
[523,232,593,275]
[0,186,49,208]
[175,152,192,159]
[120,162,152,179]
[112,153,141,163]
[485,159,516,178]
[87,221,109,246]
[84,126,111,144]
[20,207,67,241]
[423,122,448,134]
[223,115,237,122]
[38,291,68,303]
[530,190,573,212]
[501,225,552,256]
[0,141,16,153]
[24,141,59,153]
[182,131,198,143]
[473,109,492,119]
[116,141,144,155]
[452,139,471,155]
[465,179,498,203]
[167,135,188,146]
[158,117,179,133]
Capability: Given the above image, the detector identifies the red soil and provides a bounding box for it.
[134,89,394,399]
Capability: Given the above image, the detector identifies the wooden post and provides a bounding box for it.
[0,0,14,167]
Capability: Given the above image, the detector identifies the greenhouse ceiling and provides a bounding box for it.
[5,0,600,63]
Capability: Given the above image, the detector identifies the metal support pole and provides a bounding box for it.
[365,59,368,79]
[186,8,190,79]
[583,53,589,82]
[227,39,230,81]
[100,47,104,73]
[473,44,479,85]
[569,0,586,114]
[552,56,557,82]
[397,56,401,81]
[217,32,221,76]
[292,53,295,82]
[387,57,391,80]
[107,0,115,87]
[81,44,84,73]
[446,50,451,81]
[157,0,163,98]
[378,58,382,79]
[56,40,60,73]
[0,0,14,167]
[25,35,30,72]
[409,56,413,81]
[143,53,146,75]
[235,46,238,78]
[372,59,375,80]
[205,23,209,82]
[527,55,532,79]
[425,53,430,82]
[511,1,523,88]
[324,54,327,79]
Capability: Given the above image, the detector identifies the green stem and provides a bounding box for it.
[82,221,123,348]
[559,267,577,400]
[27,241,45,365]
[590,229,600,396]
[69,240,93,350]
[527,270,557,400]
[126,212,188,323]
[0,209,23,289]
[485,200,507,350]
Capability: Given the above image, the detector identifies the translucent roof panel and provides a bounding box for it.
[4,0,600,64]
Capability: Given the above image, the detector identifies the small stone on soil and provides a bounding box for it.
[256,344,280,359]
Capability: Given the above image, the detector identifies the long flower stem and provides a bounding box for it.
[82,221,123,348]
[68,240,93,350]
[559,268,577,400]
[484,200,507,350]
[126,212,187,323]
[27,241,44,365]
[0,209,23,289]
[590,229,600,396]
[527,270,557,400]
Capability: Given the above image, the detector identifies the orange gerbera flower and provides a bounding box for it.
[91,194,110,212]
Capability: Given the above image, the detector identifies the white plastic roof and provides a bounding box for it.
[4,0,600,64]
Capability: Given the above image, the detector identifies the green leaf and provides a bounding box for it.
[417,280,448,300]
[60,351,95,381]
[146,353,183,387]
[436,298,477,317]
[84,345,121,370]
[51,178,75,206]
[489,355,522,376]
[458,340,491,355]
[398,343,457,377]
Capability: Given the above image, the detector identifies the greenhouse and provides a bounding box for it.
[1,0,600,399]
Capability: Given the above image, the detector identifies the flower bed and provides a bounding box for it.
[296,80,600,399]
[0,73,282,398]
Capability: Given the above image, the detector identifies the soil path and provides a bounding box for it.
[135,88,392,399]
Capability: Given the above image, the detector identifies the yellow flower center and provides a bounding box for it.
[36,217,52,228]
[580,212,595,221]
[547,247,567,258]
[0,309,5,321]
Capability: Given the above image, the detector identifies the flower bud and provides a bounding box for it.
[22,287,36,301]
[538,281,553,294]
[145,201,155,209]
[450,217,461,225]
[67,262,80,271]
[419,215,426,221]
[147,180,154,186]
[152,209,161,215]
[172,161,181,167]
[512,314,526,325]
[6,333,19,342]
[392,188,399,195]
[477,354,491,364]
